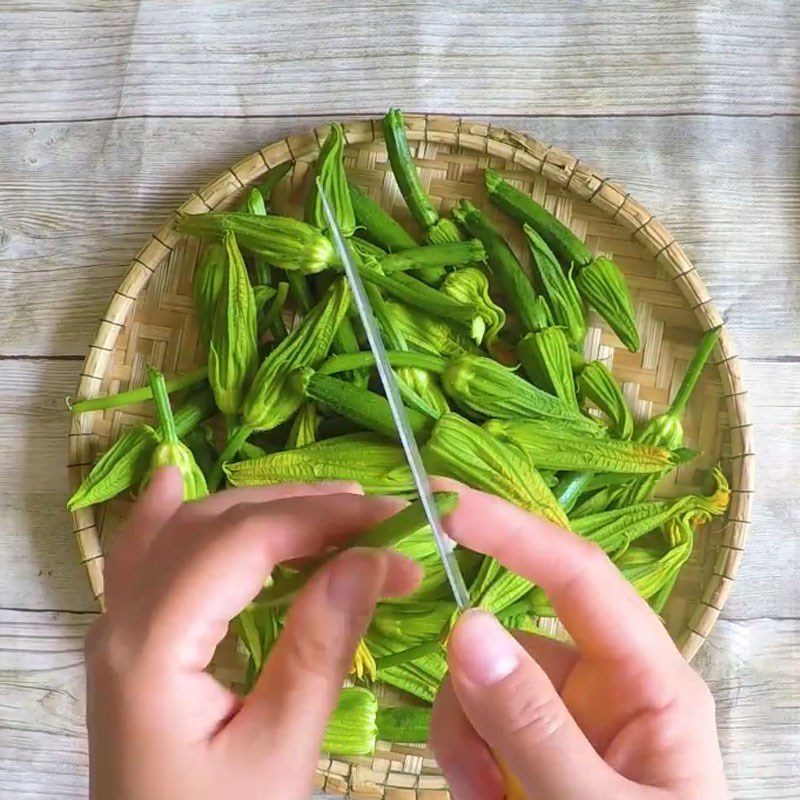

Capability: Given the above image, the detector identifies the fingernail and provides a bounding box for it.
[327,548,384,611]
[450,609,520,686]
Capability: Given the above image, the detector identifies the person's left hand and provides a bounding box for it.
[85,467,422,800]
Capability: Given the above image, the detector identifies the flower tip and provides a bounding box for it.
[484,168,501,190]
[482,419,503,437]
[624,330,641,352]
[470,316,486,345]
[469,238,487,263]
[289,366,314,395]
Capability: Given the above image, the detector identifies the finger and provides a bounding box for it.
[431,676,504,800]
[104,466,184,610]
[226,548,421,771]
[514,631,578,694]
[436,480,681,673]
[431,636,578,800]
[129,493,406,672]
[447,610,624,799]
[179,482,393,572]
[177,481,364,520]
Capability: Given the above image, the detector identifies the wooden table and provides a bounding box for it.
[1,2,798,797]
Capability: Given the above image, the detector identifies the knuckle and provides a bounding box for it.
[499,680,566,744]
[218,503,280,556]
[555,540,610,595]
[626,664,678,710]
[636,708,684,753]
[220,502,256,529]
[282,625,347,680]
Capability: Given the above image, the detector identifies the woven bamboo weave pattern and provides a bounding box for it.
[67,116,752,800]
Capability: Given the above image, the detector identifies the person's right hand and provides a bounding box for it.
[430,483,728,800]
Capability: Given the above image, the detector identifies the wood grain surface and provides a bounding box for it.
[2,1,798,119]
[0,2,798,798]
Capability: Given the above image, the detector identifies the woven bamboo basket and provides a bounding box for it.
[67,115,753,800]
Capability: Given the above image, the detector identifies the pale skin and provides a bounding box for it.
[85,467,728,800]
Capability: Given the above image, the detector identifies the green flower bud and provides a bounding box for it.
[179,212,338,274]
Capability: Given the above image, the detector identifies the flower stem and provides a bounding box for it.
[669,326,722,419]
[374,639,444,670]
[68,366,208,413]
[208,424,254,491]
[318,350,447,376]
[148,368,178,444]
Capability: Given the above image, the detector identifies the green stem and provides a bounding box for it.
[318,350,447,375]
[242,189,272,285]
[259,162,292,211]
[669,326,722,418]
[383,108,439,230]
[485,168,593,268]
[495,596,533,620]
[366,282,404,350]
[379,240,484,273]
[261,281,289,342]
[349,183,418,252]
[148,368,178,444]
[287,270,313,313]
[208,424,254,491]
[554,471,595,513]
[173,385,217,436]
[253,284,278,312]
[330,315,367,387]
[374,640,443,670]
[255,493,459,608]
[569,348,587,372]
[360,267,483,339]
[452,199,547,335]
[651,568,680,615]
[302,371,433,441]
[68,366,209,413]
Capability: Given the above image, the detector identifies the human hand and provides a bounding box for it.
[84,467,421,800]
[430,483,728,800]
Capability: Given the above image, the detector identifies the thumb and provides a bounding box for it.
[447,610,619,800]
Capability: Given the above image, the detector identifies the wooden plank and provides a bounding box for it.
[1,115,799,358]
[696,620,800,798]
[0,357,795,622]
[1,609,795,798]
[0,360,96,612]
[0,116,288,357]
[1,1,798,121]
[0,609,91,799]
